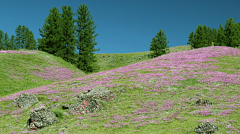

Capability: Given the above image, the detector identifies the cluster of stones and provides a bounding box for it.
[9,81,218,133]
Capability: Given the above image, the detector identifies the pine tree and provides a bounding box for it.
[210,28,218,46]
[25,31,37,50]
[2,32,10,50]
[38,6,64,56]
[20,25,29,49]
[187,31,196,50]
[15,25,23,49]
[36,37,44,51]
[228,22,240,48]
[0,30,4,50]
[9,35,18,50]
[206,26,213,46]
[194,25,205,48]
[54,5,78,65]
[74,4,100,74]
[216,24,227,46]
[202,25,210,47]
[235,22,240,47]
[223,17,239,48]
[148,29,170,59]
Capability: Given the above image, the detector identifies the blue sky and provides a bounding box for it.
[0,0,240,54]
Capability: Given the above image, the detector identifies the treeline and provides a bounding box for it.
[0,4,101,75]
[0,4,240,74]
[147,17,240,59]
[187,17,240,49]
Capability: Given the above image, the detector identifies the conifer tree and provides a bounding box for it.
[25,31,37,50]
[148,29,170,59]
[3,33,10,50]
[54,5,78,65]
[206,26,213,46]
[74,4,100,74]
[235,22,240,47]
[37,6,64,56]
[228,22,240,48]
[9,35,18,50]
[202,25,210,47]
[223,17,239,48]
[0,30,4,50]
[194,25,205,48]
[210,28,218,46]
[20,25,29,49]
[216,24,227,46]
[187,31,196,50]
[15,25,23,49]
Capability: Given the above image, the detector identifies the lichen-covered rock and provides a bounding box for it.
[26,106,59,130]
[194,122,218,134]
[194,99,213,106]
[188,93,213,107]
[68,93,102,115]
[10,85,119,131]
[12,93,39,109]
[82,86,116,102]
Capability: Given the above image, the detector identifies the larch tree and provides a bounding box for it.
[2,32,10,50]
[55,5,79,65]
[210,28,218,46]
[206,26,213,46]
[37,6,64,56]
[148,29,170,59]
[9,35,18,50]
[223,17,239,48]
[194,25,205,48]
[187,31,196,50]
[74,4,100,74]
[15,25,23,49]
[228,22,240,48]
[20,25,29,49]
[25,31,37,50]
[202,25,210,47]
[0,30,5,50]
[216,24,227,46]
[235,22,240,47]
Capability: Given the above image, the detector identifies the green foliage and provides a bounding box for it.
[202,25,211,47]
[2,32,10,50]
[148,29,170,59]
[0,30,4,50]
[216,24,227,46]
[54,5,78,66]
[194,25,206,48]
[15,25,23,49]
[73,4,101,74]
[9,35,18,50]
[38,6,64,56]
[224,17,240,47]
[51,109,64,119]
[20,25,28,49]
[25,31,37,50]
[211,28,218,46]
[187,31,196,50]
[187,17,240,49]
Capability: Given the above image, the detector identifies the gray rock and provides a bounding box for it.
[10,86,118,131]
[26,106,59,130]
[194,122,218,134]
[12,93,39,109]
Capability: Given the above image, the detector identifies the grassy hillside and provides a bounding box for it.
[1,44,240,134]
[0,45,192,98]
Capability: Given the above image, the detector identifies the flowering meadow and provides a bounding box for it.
[0,45,240,134]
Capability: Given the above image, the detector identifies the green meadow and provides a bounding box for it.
[0,44,240,134]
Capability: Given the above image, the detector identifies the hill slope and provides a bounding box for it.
[1,45,240,134]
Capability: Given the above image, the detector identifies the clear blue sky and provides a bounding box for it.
[0,0,240,54]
